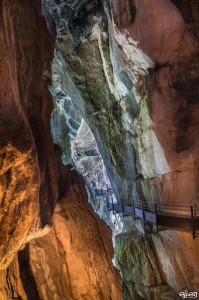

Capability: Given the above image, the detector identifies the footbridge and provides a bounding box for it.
[106,197,199,239]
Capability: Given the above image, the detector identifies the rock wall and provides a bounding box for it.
[0,1,122,299]
[19,164,122,300]
[1,0,199,299]
[114,0,199,204]
[0,256,27,300]
[46,0,199,298]
[0,0,56,271]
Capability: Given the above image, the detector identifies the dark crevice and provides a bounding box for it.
[170,0,199,42]
[18,244,41,300]
[128,0,136,23]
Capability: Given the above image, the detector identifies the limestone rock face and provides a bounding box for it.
[46,0,153,203]
[115,232,179,300]
[0,0,57,270]
[1,0,199,299]
[46,0,199,298]
[113,0,199,205]
[50,66,81,165]
[113,1,199,294]
[0,1,123,299]
[71,119,123,234]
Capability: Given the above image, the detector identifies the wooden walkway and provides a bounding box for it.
[106,197,199,239]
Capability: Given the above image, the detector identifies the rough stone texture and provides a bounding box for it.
[46,0,199,298]
[0,1,123,299]
[19,164,122,300]
[46,0,154,204]
[0,256,27,300]
[1,0,199,299]
[114,232,180,300]
[114,1,199,295]
[151,231,199,293]
[113,2,199,293]
[50,66,81,165]
[71,119,123,235]
[0,0,57,271]
[113,0,199,205]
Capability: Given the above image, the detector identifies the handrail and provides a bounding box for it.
[95,188,113,196]
[105,197,199,239]
[120,198,199,207]
[120,199,198,213]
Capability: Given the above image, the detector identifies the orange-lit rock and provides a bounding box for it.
[19,164,122,300]
[0,1,122,298]
[1,0,199,298]
[0,256,27,300]
[0,0,58,270]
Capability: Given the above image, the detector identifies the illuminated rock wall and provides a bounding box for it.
[0,1,122,299]
[47,0,199,298]
[0,0,56,271]
[1,0,199,299]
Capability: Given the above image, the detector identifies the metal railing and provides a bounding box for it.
[95,188,113,197]
[106,196,199,239]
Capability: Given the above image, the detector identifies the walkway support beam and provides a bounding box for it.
[155,204,158,232]
[191,205,196,239]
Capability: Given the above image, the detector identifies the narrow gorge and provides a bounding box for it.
[0,1,199,299]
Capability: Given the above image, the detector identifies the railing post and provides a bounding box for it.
[194,204,198,238]
[142,202,145,228]
[155,204,159,232]
[132,200,135,219]
[196,205,199,238]
[112,196,115,215]
[106,194,109,211]
[121,198,124,217]
[191,206,195,240]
